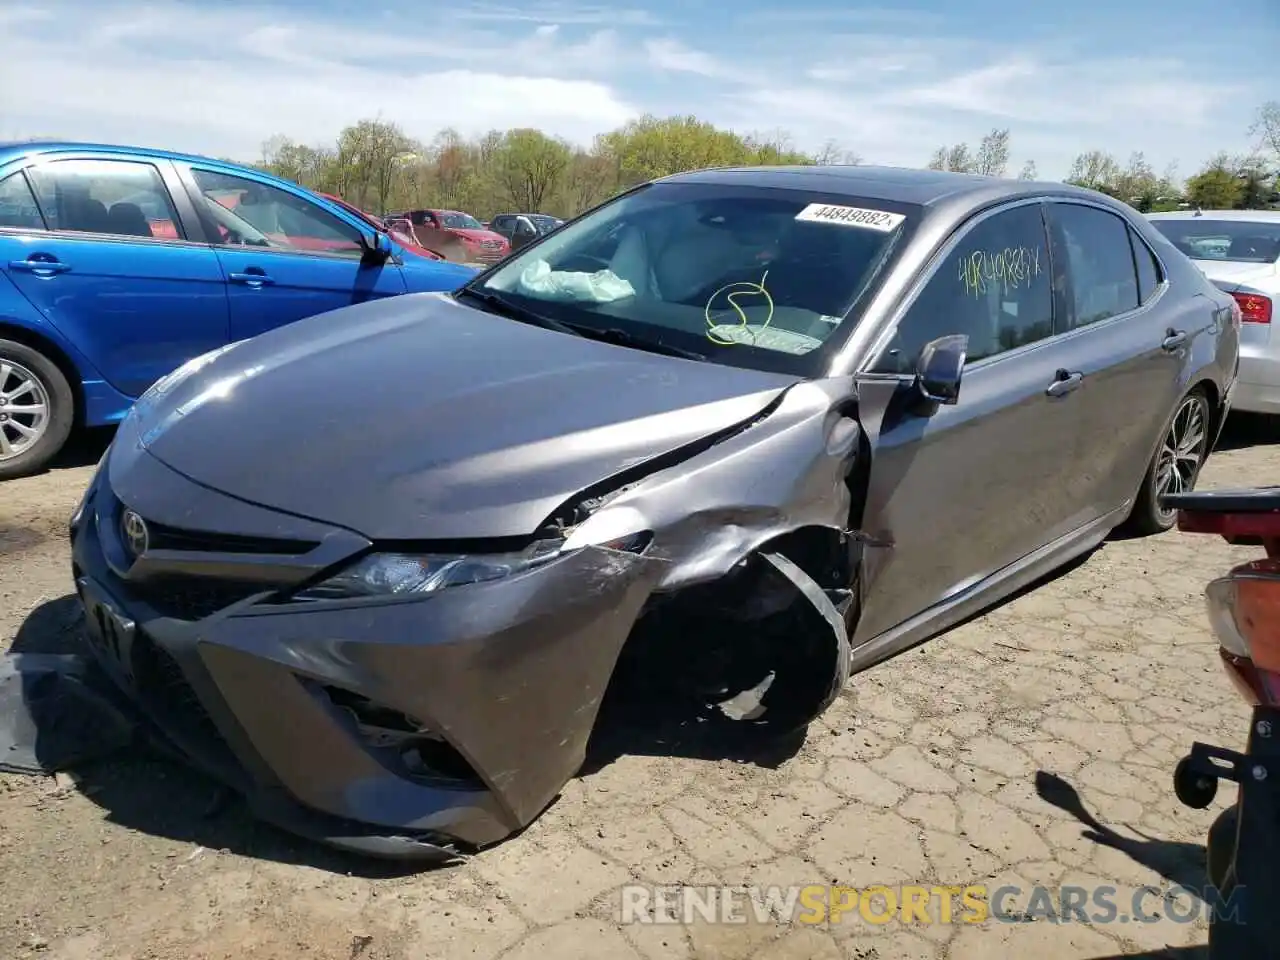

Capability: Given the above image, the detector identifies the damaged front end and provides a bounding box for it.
[546,377,870,738]
[61,373,869,862]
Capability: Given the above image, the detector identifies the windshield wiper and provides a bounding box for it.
[569,326,707,362]
[455,287,581,336]
[457,289,706,360]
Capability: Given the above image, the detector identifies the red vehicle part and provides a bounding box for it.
[1231,291,1272,325]
[405,209,510,264]
[1175,492,1280,703]
[317,193,444,261]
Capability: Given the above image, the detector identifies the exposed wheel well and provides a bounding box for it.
[1194,378,1222,443]
[0,322,84,426]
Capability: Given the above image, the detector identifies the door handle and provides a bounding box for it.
[1045,369,1084,397]
[228,271,274,287]
[1162,328,1188,351]
[9,258,70,276]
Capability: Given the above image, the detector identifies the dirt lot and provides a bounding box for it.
[1,419,1277,960]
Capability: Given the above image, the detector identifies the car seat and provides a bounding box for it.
[1228,235,1280,261]
[106,202,152,237]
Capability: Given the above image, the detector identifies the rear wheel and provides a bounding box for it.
[0,339,75,481]
[1128,387,1211,536]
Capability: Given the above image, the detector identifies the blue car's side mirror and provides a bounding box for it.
[362,231,394,265]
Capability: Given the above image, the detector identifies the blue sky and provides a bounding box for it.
[2,0,1276,179]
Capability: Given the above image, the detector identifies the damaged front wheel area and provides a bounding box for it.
[620,551,853,738]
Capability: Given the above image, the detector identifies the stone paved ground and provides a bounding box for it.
[0,418,1277,960]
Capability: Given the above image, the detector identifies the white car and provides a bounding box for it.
[1149,210,1280,415]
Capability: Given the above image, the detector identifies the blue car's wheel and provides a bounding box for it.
[0,339,74,481]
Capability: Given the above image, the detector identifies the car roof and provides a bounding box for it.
[1147,209,1280,222]
[657,164,1094,208]
[0,140,258,168]
[0,140,337,202]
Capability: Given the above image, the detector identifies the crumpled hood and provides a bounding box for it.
[1192,259,1278,293]
[133,293,798,541]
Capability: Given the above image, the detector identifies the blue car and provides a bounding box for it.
[0,142,478,479]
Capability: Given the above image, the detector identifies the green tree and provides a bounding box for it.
[1017,160,1038,180]
[927,143,973,172]
[1066,150,1121,195]
[1185,155,1245,209]
[974,128,1010,177]
[1249,101,1280,161]
[494,129,572,212]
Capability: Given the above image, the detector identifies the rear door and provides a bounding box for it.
[853,199,1092,643]
[178,165,407,341]
[0,156,228,398]
[1043,201,1187,514]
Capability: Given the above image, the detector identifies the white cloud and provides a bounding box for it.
[0,0,1267,179]
[643,38,732,78]
[0,0,637,158]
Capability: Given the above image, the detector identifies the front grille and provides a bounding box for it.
[130,631,240,772]
[128,575,273,620]
[145,522,317,555]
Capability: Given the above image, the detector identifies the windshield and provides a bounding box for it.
[471,181,913,375]
[440,212,484,230]
[1150,219,1280,264]
[531,215,562,232]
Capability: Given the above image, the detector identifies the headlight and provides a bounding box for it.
[293,531,651,601]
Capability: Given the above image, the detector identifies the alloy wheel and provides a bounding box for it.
[1154,393,1208,523]
[0,359,51,462]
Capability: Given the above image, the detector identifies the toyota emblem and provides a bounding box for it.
[121,510,149,558]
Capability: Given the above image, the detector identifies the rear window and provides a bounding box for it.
[0,172,44,229]
[1150,219,1280,264]
[477,181,915,376]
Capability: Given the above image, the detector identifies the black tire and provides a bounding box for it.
[1128,387,1211,536]
[0,338,75,481]
[1207,803,1239,891]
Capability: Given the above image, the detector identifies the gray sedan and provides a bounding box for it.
[70,165,1238,861]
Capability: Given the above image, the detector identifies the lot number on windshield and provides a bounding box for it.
[795,204,905,232]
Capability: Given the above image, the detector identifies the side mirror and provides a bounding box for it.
[362,230,394,265]
[914,334,968,405]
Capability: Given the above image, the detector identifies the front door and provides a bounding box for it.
[0,157,228,398]
[181,166,407,341]
[853,200,1089,644]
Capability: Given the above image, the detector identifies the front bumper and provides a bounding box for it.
[70,448,665,860]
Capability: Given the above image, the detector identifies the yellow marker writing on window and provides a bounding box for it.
[958,246,1042,298]
[705,270,775,346]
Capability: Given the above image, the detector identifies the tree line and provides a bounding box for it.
[253,102,1280,220]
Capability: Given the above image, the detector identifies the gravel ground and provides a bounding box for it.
[1,416,1277,960]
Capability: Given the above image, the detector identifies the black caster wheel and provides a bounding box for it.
[1175,756,1218,809]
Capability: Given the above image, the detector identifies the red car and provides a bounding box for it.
[391,208,510,264]
[318,193,444,261]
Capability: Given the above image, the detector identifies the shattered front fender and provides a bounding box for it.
[563,378,866,591]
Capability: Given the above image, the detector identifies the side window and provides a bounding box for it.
[1130,227,1162,304]
[1048,203,1140,329]
[410,210,428,226]
[0,173,45,230]
[26,159,181,240]
[190,169,363,258]
[870,203,1054,374]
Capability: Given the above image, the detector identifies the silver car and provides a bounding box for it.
[1148,210,1280,414]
